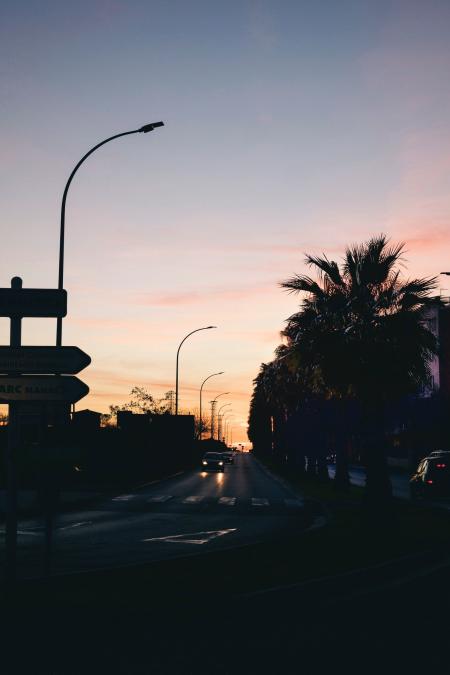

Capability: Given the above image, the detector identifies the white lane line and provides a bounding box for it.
[182,496,205,504]
[147,495,173,503]
[218,496,237,506]
[112,494,135,502]
[251,497,270,507]
[284,498,304,508]
[58,521,92,531]
[142,528,237,545]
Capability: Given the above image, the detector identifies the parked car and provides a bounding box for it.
[201,452,225,472]
[410,455,450,500]
[221,451,234,464]
[428,450,450,458]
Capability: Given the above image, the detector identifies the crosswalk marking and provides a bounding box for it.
[251,497,270,506]
[147,495,173,503]
[110,494,303,508]
[218,496,237,506]
[182,495,205,504]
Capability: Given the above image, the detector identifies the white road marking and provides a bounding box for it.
[182,495,205,504]
[218,496,237,506]
[112,494,135,502]
[58,521,92,531]
[0,527,43,536]
[284,498,303,508]
[147,495,173,503]
[142,528,237,545]
[251,497,270,506]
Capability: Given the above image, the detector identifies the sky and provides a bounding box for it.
[1,0,450,444]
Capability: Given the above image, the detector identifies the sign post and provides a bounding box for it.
[1,278,90,584]
[5,277,22,587]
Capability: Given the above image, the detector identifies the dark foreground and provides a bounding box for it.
[3,549,450,675]
[3,454,450,673]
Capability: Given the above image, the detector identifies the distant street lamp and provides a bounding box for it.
[176,327,217,415]
[199,371,224,440]
[224,415,235,446]
[217,403,232,440]
[210,391,229,439]
[56,121,164,346]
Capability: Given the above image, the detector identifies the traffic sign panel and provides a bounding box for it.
[0,346,91,375]
[0,288,67,318]
[0,376,89,403]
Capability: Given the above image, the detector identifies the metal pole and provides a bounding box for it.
[210,400,217,439]
[199,371,223,440]
[222,414,233,444]
[175,326,216,415]
[5,277,22,586]
[217,402,231,441]
[56,122,164,346]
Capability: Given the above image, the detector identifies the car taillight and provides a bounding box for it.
[426,479,433,484]
[436,463,446,468]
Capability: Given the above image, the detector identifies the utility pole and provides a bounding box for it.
[210,400,217,439]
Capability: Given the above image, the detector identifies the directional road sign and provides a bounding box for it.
[0,376,89,403]
[0,346,91,375]
[0,288,67,318]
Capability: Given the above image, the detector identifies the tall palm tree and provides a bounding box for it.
[281,235,438,514]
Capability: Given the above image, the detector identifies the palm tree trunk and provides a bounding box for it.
[333,437,350,491]
[362,403,394,522]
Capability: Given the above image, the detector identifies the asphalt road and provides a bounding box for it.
[0,453,310,580]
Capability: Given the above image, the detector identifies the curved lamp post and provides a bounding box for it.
[222,411,233,437]
[217,402,232,441]
[199,371,224,440]
[176,326,216,415]
[210,391,229,439]
[224,415,235,446]
[56,121,164,346]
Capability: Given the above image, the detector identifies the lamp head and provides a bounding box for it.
[139,121,164,133]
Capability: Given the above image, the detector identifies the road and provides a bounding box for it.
[0,453,310,580]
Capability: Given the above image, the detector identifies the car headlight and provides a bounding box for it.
[219,461,223,466]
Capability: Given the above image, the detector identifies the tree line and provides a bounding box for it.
[247,235,440,517]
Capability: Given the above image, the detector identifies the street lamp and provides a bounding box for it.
[176,327,217,415]
[199,371,224,440]
[217,403,232,441]
[56,121,164,346]
[224,415,235,446]
[210,392,229,439]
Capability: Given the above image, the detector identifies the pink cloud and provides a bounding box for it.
[133,284,275,307]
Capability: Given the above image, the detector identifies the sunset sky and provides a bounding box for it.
[1,1,450,444]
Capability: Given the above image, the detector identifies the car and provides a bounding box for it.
[410,455,450,500]
[428,450,450,458]
[201,452,225,472]
[221,451,234,464]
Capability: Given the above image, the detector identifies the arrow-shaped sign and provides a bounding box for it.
[0,346,91,375]
[142,528,237,545]
[0,375,89,403]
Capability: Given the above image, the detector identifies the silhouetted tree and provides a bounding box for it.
[281,234,439,517]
